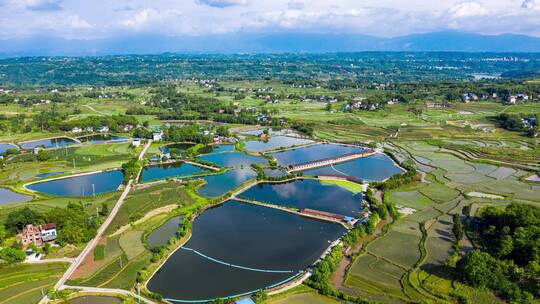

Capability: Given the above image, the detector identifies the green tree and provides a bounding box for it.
[5,207,43,232]
[0,247,26,264]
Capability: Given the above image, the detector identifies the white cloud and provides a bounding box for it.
[120,8,182,31]
[449,1,488,18]
[196,0,249,8]
[25,0,62,11]
[521,0,535,9]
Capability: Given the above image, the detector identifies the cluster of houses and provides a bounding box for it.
[462,92,533,104]
[70,125,134,134]
[16,223,57,249]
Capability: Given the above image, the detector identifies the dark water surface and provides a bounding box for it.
[269,143,365,166]
[147,200,344,301]
[140,162,208,182]
[240,179,362,217]
[303,153,403,181]
[26,170,123,196]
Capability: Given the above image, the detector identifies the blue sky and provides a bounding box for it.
[1,0,539,39]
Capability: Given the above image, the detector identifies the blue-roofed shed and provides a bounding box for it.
[236,298,256,304]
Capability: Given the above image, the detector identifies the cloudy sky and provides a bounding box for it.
[1,0,539,39]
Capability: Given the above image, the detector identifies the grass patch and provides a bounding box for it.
[94,245,105,261]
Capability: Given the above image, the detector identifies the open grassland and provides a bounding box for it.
[106,183,194,234]
[0,263,68,304]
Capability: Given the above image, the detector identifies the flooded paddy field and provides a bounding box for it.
[26,170,124,196]
[244,136,313,153]
[303,153,403,181]
[147,200,345,302]
[140,162,209,182]
[19,137,79,149]
[269,143,365,166]
[239,179,362,217]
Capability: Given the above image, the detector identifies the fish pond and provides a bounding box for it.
[197,168,257,197]
[198,152,267,167]
[19,137,79,149]
[140,162,209,182]
[244,136,313,153]
[0,188,32,205]
[240,179,362,217]
[26,170,124,197]
[303,153,403,181]
[147,216,183,249]
[78,134,130,144]
[0,143,18,155]
[269,143,365,166]
[147,200,345,302]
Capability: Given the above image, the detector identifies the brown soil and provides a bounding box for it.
[69,237,108,280]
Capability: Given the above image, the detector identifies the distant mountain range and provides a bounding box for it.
[1,31,540,57]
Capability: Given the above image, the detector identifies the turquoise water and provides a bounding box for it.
[197,168,257,197]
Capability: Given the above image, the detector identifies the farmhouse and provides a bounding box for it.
[16,223,57,248]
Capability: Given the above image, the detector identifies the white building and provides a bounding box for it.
[131,138,141,147]
[71,127,82,133]
[98,126,109,133]
[152,131,163,141]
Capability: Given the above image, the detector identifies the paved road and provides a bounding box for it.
[40,140,153,303]
[61,285,156,304]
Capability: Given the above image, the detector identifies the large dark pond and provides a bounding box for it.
[240,179,362,217]
[244,136,313,153]
[19,137,79,149]
[0,188,32,205]
[140,162,208,182]
[147,216,182,249]
[197,168,256,197]
[78,134,130,144]
[303,153,403,181]
[198,152,267,167]
[147,200,345,302]
[26,170,124,196]
[269,143,365,166]
[0,143,18,155]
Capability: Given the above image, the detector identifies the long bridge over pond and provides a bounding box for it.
[287,149,375,172]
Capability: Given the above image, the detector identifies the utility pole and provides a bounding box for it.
[72,158,75,169]
[92,183,95,198]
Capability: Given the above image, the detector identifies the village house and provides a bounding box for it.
[71,127,82,133]
[98,126,109,133]
[131,138,141,147]
[152,130,163,141]
[17,223,57,248]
